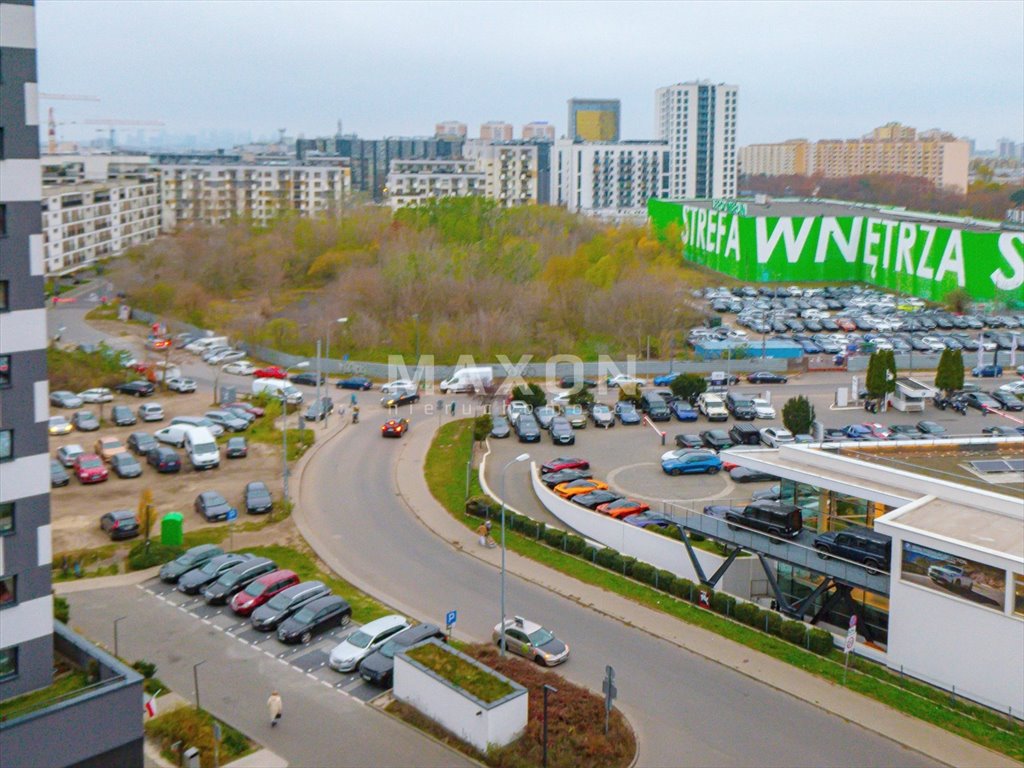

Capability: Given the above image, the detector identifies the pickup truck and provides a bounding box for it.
[697,393,729,422]
[927,564,973,591]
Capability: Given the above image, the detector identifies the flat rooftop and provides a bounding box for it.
[894,498,1024,560]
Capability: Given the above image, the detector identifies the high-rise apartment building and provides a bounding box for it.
[0,3,143,763]
[739,140,811,177]
[551,139,670,213]
[997,138,1020,160]
[567,99,621,142]
[385,159,484,210]
[655,81,739,199]
[435,121,467,138]
[522,121,555,141]
[479,122,514,142]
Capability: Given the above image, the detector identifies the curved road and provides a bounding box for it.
[301,410,933,768]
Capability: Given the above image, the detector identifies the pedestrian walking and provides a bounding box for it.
[268,691,283,727]
[484,520,496,548]
[476,521,488,548]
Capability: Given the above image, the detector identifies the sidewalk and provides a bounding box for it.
[320,415,1014,768]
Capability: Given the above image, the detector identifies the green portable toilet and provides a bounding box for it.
[161,512,184,547]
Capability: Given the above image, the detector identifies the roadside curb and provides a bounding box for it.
[54,565,160,595]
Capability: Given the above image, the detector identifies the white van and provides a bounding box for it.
[185,336,229,355]
[252,378,304,404]
[439,366,494,394]
[182,426,220,470]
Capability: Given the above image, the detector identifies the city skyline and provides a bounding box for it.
[36,0,1023,149]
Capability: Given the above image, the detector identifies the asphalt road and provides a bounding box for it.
[302,408,935,768]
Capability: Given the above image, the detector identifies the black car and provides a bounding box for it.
[982,425,1021,436]
[226,436,248,458]
[277,595,351,644]
[539,468,593,488]
[159,544,225,583]
[177,553,254,594]
[746,371,788,384]
[111,405,137,427]
[725,501,803,539]
[548,416,575,445]
[195,491,236,522]
[514,414,541,442]
[490,415,511,439]
[990,391,1024,411]
[675,433,703,449]
[557,376,597,390]
[336,376,372,391]
[147,446,181,473]
[110,452,143,478]
[572,490,622,509]
[290,372,326,387]
[889,424,925,439]
[700,429,734,451]
[382,391,420,408]
[100,509,140,541]
[50,459,70,487]
[244,481,274,515]
[304,396,335,422]
[115,380,155,397]
[729,466,777,483]
[359,623,446,688]
[814,526,891,571]
[962,392,1001,411]
[127,431,158,456]
[251,581,331,631]
[203,557,278,605]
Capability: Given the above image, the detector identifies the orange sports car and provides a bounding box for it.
[596,498,650,520]
[553,478,609,499]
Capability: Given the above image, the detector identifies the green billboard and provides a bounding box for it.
[648,198,1024,302]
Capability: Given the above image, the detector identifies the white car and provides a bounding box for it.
[166,377,197,393]
[201,345,232,362]
[138,403,165,422]
[996,381,1024,397]
[381,379,416,395]
[328,615,409,672]
[751,398,776,419]
[222,361,256,376]
[606,374,645,388]
[208,349,246,365]
[78,387,113,404]
[760,427,794,447]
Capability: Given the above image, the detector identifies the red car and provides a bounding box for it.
[860,422,892,440]
[224,401,266,418]
[74,453,109,484]
[381,418,410,438]
[254,366,287,379]
[540,457,590,474]
[722,460,739,472]
[596,498,650,520]
[229,570,300,616]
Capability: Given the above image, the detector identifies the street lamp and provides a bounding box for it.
[325,317,348,371]
[499,452,530,657]
[113,615,126,658]
[192,659,206,711]
[322,318,347,431]
[281,362,310,505]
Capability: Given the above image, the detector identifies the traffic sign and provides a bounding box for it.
[446,610,457,628]
[226,508,238,522]
[844,616,857,654]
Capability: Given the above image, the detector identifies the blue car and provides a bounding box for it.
[661,451,723,476]
[971,365,1003,378]
[615,402,642,425]
[670,400,698,421]
[624,514,675,531]
[653,372,680,386]
[336,376,373,390]
[840,424,871,440]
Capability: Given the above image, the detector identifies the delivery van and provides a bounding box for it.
[439,366,494,394]
[183,426,220,470]
[252,378,304,405]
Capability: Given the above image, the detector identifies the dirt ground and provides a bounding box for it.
[49,386,282,554]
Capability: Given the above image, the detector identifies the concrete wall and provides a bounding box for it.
[394,640,527,752]
[530,467,757,598]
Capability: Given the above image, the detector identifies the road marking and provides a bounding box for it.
[306,672,318,681]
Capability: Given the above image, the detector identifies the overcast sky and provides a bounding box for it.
[36,0,1024,149]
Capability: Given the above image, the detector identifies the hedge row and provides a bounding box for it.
[465,495,834,656]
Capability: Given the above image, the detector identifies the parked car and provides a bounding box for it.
[170,416,224,437]
[56,443,85,467]
[195,491,237,522]
[178,553,255,595]
[382,391,420,408]
[961,392,1002,412]
[670,400,698,421]
[747,371,788,384]
[560,404,588,429]
[381,379,416,395]
[159,544,225,583]
[539,468,592,488]
[489,415,511,438]
[814,526,892,571]
[726,501,803,539]
[359,623,447,688]
[607,374,645,388]
[728,422,762,446]
[109,452,143,479]
[222,406,256,426]
[147,446,181,473]
[916,420,948,437]
[615,402,641,425]
[982,425,1021,436]
[514,413,541,442]
[590,404,615,428]
[729,466,777,483]
[329,615,411,672]
[222,361,256,376]
[675,433,703,449]
[50,459,70,487]
[652,372,680,386]
[888,424,926,439]
[137,403,165,422]
[50,390,84,409]
[126,432,158,456]
[208,350,246,365]
[971,364,1003,378]
[244,481,274,515]
[492,616,569,666]
[250,580,331,631]
[73,453,108,484]
[595,498,650,519]
[78,387,113,403]
[277,595,352,644]
[230,570,300,616]
[700,429,734,451]
[751,398,776,419]
[623,513,675,531]
[203,410,247,432]
[548,416,575,445]
[203,557,279,605]
[164,377,197,393]
[100,509,140,541]
[226,436,248,458]
[48,415,73,436]
[224,401,266,418]
[336,376,372,390]
[254,366,288,379]
[115,380,155,397]
[290,372,326,387]
[554,478,608,499]
[72,411,100,432]
[540,457,590,473]
[303,397,334,422]
[989,390,1024,411]
[571,490,622,509]
[662,451,723,475]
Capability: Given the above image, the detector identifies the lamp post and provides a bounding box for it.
[113,615,126,658]
[192,659,206,711]
[542,684,558,768]
[323,318,347,431]
[281,362,310,505]
[499,453,530,657]
[325,317,348,372]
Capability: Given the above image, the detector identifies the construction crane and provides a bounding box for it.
[40,93,100,153]
[82,119,166,151]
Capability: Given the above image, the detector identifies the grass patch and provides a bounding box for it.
[243,398,314,461]
[145,707,254,768]
[426,420,1024,760]
[405,643,514,703]
[52,544,120,581]
[0,670,91,721]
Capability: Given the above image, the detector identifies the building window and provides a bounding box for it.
[1015,573,1024,618]
[0,281,7,311]
[0,355,8,388]
[0,647,16,680]
[0,576,15,607]
[0,204,6,237]
[0,430,10,461]
[0,503,11,535]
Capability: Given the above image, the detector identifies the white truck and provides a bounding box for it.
[252,378,304,404]
[439,366,494,394]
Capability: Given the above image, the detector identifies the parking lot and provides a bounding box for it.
[141,576,383,703]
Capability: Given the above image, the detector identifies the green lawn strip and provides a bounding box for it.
[426,420,1024,759]
[405,643,514,703]
[241,399,313,462]
[242,544,389,623]
[145,706,254,767]
[0,670,91,721]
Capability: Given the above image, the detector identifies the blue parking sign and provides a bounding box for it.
[226,508,238,521]
[445,610,457,627]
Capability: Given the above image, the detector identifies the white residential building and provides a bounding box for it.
[522,121,555,141]
[551,139,670,215]
[157,163,351,229]
[471,142,540,207]
[479,122,514,142]
[385,159,484,210]
[655,80,739,199]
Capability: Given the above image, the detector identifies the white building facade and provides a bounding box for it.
[655,80,739,199]
[385,159,484,210]
[551,139,670,215]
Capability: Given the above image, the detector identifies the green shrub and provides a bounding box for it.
[582,545,598,563]
[780,620,808,646]
[632,562,655,585]
[544,528,566,548]
[54,595,69,623]
[655,570,676,593]
[128,541,183,571]
[670,578,695,600]
[595,547,623,571]
[734,601,760,627]
[621,555,637,577]
[808,628,834,655]
[764,611,783,636]
[465,496,493,517]
[132,660,157,679]
[711,591,736,615]
[564,534,586,555]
